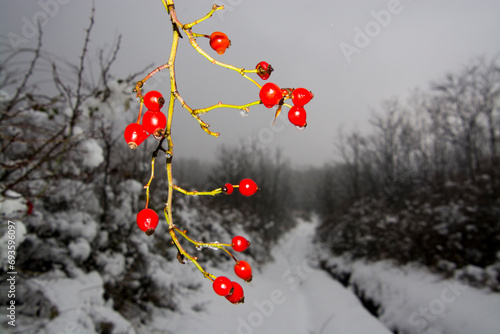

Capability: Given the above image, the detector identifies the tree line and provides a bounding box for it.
[315,57,500,289]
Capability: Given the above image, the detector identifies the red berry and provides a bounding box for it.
[142,110,167,139]
[291,88,314,107]
[124,123,149,149]
[256,61,274,80]
[259,82,282,108]
[223,183,234,195]
[281,88,292,99]
[225,281,244,304]
[234,260,253,282]
[209,31,231,55]
[143,91,165,111]
[239,178,258,196]
[232,236,250,252]
[213,276,233,296]
[288,106,307,127]
[26,200,34,215]
[136,208,159,235]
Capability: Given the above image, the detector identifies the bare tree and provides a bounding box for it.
[431,57,500,180]
[0,8,139,201]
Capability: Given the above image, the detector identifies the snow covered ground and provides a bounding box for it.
[161,219,391,334]
[321,255,500,334]
[4,207,499,334]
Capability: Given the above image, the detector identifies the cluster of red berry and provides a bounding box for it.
[260,83,314,129]
[122,1,312,305]
[213,235,251,304]
[207,30,313,130]
[124,90,166,149]
[256,61,313,129]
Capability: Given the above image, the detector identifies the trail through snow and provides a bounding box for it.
[165,219,391,334]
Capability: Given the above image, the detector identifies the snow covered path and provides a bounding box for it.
[165,219,391,334]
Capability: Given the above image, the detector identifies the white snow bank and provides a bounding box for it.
[322,256,500,334]
[37,270,135,334]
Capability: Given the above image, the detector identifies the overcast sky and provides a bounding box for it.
[1,0,499,167]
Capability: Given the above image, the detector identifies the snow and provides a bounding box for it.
[6,208,499,334]
[51,211,99,242]
[322,255,500,334]
[162,219,392,334]
[68,237,92,262]
[30,270,135,334]
[80,138,104,168]
[96,251,126,283]
[0,190,28,219]
[0,190,28,270]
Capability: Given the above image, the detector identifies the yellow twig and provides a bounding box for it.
[144,157,156,208]
[172,184,223,196]
[184,4,225,29]
[193,100,261,115]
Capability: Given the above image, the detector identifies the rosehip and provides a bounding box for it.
[256,61,274,80]
[136,208,159,235]
[142,110,167,139]
[124,123,149,149]
[232,236,250,252]
[239,178,258,196]
[209,31,231,55]
[259,82,282,108]
[288,106,307,127]
[281,88,292,99]
[143,91,165,111]
[291,88,314,107]
[223,183,234,195]
[225,281,244,304]
[213,276,233,296]
[26,200,34,215]
[234,260,253,282]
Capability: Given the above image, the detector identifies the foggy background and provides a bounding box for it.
[2,1,500,333]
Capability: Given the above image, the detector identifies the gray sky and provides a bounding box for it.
[1,0,499,167]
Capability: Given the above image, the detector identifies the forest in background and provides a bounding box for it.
[315,57,500,292]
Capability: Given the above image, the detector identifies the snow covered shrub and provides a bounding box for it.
[316,57,500,291]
